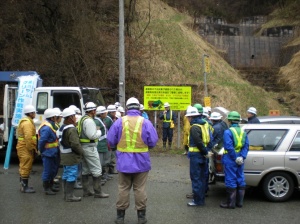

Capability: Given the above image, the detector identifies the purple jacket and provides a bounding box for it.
[107,109,158,173]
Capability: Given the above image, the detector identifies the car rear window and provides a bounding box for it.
[246,129,287,151]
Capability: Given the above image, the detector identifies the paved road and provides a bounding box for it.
[1,153,300,224]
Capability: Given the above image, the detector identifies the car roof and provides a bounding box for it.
[242,123,300,130]
[258,116,300,120]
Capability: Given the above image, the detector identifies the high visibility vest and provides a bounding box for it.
[189,122,210,152]
[163,110,173,122]
[118,116,148,153]
[58,124,75,154]
[17,117,37,141]
[77,115,98,143]
[224,127,246,154]
[38,120,59,148]
[95,117,107,141]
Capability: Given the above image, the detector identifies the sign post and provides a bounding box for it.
[144,86,192,149]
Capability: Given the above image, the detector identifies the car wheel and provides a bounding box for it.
[262,172,294,202]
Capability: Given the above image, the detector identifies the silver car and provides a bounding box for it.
[215,124,300,202]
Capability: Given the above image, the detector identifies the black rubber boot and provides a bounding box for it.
[236,187,246,208]
[220,188,236,209]
[62,179,67,200]
[115,209,125,224]
[92,176,109,198]
[20,178,36,193]
[50,180,60,192]
[43,181,56,195]
[137,209,147,224]
[65,181,81,202]
[82,175,94,197]
[168,142,172,150]
[163,142,166,150]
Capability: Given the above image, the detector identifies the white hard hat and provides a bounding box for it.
[107,105,117,112]
[185,107,200,117]
[69,105,81,114]
[62,108,76,118]
[247,107,257,115]
[96,106,107,115]
[126,97,140,109]
[116,111,121,119]
[44,108,56,119]
[24,105,36,114]
[210,112,222,120]
[140,104,144,110]
[84,102,97,112]
[75,114,82,123]
[203,107,209,118]
[53,107,62,117]
[114,102,121,108]
[117,106,125,113]
[206,107,211,112]
[164,102,170,107]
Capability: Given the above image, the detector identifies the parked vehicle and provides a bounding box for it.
[214,123,300,202]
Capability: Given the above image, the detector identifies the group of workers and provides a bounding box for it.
[15,97,258,223]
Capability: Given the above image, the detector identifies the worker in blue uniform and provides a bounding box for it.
[220,111,249,209]
[38,108,60,195]
[186,106,212,206]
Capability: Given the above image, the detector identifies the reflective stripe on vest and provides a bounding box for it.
[163,110,172,122]
[59,124,74,154]
[38,121,59,148]
[188,122,210,152]
[17,117,36,141]
[77,115,98,143]
[118,116,148,153]
[95,117,107,142]
[224,127,246,154]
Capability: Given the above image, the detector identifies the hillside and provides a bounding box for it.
[129,0,286,116]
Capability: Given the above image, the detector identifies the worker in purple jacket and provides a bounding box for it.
[107,97,158,224]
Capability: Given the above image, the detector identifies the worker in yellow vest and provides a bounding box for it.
[38,108,60,195]
[16,105,37,193]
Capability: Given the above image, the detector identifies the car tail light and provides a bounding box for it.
[215,155,223,173]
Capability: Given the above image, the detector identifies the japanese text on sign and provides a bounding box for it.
[12,75,40,126]
[204,97,211,107]
[204,56,210,73]
[144,86,191,111]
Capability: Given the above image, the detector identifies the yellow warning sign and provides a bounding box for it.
[269,110,280,116]
[204,97,211,107]
[144,86,191,110]
[204,57,210,73]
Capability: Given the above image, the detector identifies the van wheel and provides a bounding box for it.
[262,172,294,202]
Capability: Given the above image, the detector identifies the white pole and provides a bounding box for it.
[119,0,125,106]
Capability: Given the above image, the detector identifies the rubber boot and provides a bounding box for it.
[109,166,118,174]
[82,175,94,197]
[43,181,56,195]
[62,179,67,200]
[236,187,246,208]
[93,176,109,198]
[163,142,166,150]
[220,188,236,209]
[168,142,172,150]
[74,180,83,189]
[20,178,36,193]
[50,180,60,192]
[137,209,147,224]
[115,209,125,224]
[65,181,81,202]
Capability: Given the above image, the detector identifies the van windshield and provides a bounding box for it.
[82,88,105,106]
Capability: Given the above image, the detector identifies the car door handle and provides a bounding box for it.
[289,157,299,160]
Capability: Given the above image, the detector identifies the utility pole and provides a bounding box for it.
[119,0,125,107]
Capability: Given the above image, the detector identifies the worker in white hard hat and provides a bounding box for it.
[16,105,37,193]
[58,107,84,202]
[104,104,118,174]
[77,102,109,198]
[116,106,125,119]
[107,97,158,224]
[159,102,177,150]
[95,106,112,185]
[185,106,212,207]
[38,108,60,195]
[247,107,260,124]
[209,112,228,184]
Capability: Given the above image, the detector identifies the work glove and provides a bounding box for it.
[235,156,244,165]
